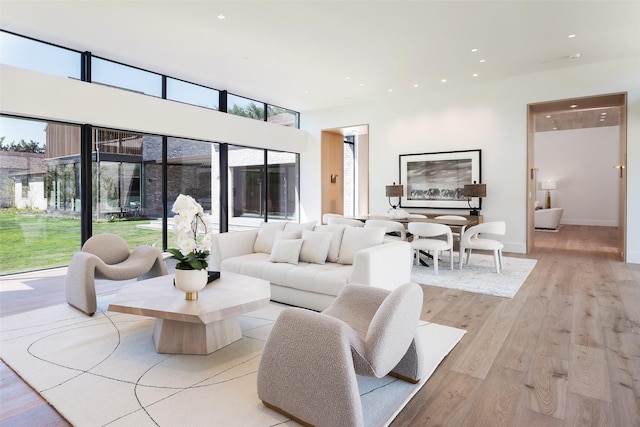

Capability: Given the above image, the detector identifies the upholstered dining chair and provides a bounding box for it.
[434,215,468,244]
[322,213,343,224]
[458,221,506,273]
[408,222,454,274]
[364,219,407,240]
[257,283,424,427]
[65,233,168,316]
[327,217,365,227]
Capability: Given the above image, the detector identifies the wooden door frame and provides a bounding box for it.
[526,92,627,259]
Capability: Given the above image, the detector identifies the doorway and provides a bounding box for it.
[526,93,627,259]
[320,124,369,217]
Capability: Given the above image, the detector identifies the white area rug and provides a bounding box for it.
[0,297,465,427]
[411,253,537,298]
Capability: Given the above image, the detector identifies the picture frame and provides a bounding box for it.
[399,149,482,209]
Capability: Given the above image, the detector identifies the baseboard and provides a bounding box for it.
[560,219,618,227]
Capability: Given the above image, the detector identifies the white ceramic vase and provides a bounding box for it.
[174,268,208,300]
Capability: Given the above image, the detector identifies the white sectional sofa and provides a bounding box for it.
[209,221,412,311]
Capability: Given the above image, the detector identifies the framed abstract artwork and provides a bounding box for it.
[399,149,482,209]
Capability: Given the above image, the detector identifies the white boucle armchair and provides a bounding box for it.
[257,283,424,427]
[65,233,167,316]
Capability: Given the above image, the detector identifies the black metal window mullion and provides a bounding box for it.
[219,90,228,113]
[219,144,229,233]
[162,136,168,250]
[263,150,269,222]
[81,51,91,82]
[80,124,93,245]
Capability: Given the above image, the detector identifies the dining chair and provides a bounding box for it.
[434,215,468,243]
[322,213,343,224]
[407,222,453,274]
[364,219,407,240]
[458,221,506,273]
[327,217,365,227]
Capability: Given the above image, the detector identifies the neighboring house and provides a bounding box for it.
[0,151,47,209]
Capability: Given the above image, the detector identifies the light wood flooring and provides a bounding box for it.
[1,225,639,426]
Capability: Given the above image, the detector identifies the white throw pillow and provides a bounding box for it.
[284,221,317,234]
[269,239,303,264]
[314,224,347,262]
[253,222,287,254]
[299,230,332,264]
[337,226,385,265]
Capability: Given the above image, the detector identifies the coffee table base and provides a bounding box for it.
[153,317,243,355]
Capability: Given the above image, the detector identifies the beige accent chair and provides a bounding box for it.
[408,222,454,274]
[459,221,506,273]
[65,233,168,316]
[327,217,365,227]
[257,283,425,427]
[364,219,407,240]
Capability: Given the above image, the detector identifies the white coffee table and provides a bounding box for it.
[108,271,270,355]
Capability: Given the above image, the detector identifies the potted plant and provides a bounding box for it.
[166,194,213,299]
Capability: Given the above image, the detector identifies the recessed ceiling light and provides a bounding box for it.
[359,83,365,87]
[570,104,577,108]
[304,90,309,93]
[472,73,478,77]
[568,34,576,38]
[546,115,551,118]
[441,78,447,83]
[413,84,419,88]
[217,14,225,20]
[480,59,486,63]
[345,76,351,80]
[471,48,478,52]
[601,112,607,115]
[388,89,393,92]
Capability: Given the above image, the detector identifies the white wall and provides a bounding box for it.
[535,127,620,226]
[301,57,640,262]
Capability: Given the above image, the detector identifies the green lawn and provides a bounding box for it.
[0,210,163,275]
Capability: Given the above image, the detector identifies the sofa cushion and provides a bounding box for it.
[269,238,303,265]
[220,253,350,297]
[284,221,317,234]
[337,226,385,265]
[299,230,332,264]
[254,222,287,254]
[314,224,347,262]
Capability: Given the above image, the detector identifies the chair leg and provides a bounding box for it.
[449,249,453,270]
[433,251,438,274]
[494,249,500,273]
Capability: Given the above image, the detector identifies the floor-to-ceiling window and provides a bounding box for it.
[1,30,302,274]
[166,137,219,246]
[91,128,163,248]
[343,136,355,217]
[0,116,82,274]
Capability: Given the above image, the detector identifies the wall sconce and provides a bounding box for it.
[330,174,339,184]
[385,182,404,209]
[541,180,557,209]
[462,182,486,216]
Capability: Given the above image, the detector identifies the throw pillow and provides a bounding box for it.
[254,222,287,254]
[299,230,332,264]
[337,226,385,265]
[314,224,347,262]
[269,238,303,265]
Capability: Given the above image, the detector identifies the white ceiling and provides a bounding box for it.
[1,1,639,113]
